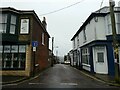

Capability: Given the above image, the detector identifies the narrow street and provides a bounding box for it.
[2,64,119,88]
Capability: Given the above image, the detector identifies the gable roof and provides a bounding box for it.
[71,6,120,41]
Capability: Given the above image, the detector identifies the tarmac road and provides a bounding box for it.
[2,64,120,89]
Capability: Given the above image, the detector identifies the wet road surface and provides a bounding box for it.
[2,64,120,88]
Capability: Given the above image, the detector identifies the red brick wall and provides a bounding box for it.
[32,16,50,73]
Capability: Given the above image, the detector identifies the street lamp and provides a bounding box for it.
[51,37,54,67]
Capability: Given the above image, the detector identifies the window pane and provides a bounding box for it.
[10,25,15,34]
[0,14,2,23]
[0,46,3,53]
[11,45,18,53]
[11,15,16,24]
[21,60,25,68]
[2,60,4,68]
[19,53,25,61]
[6,61,11,68]
[19,45,26,53]
[13,53,18,61]
[0,14,7,23]
[42,32,44,45]
[117,23,120,34]
[4,53,12,61]
[13,61,19,68]
[19,53,25,68]
[4,46,11,53]
[97,52,104,62]
[0,23,6,33]
[0,59,2,69]
[0,54,2,60]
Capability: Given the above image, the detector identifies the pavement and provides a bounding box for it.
[0,65,120,87]
[79,70,120,87]
[1,76,30,85]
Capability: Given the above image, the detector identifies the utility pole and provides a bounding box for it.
[51,37,54,67]
[109,0,120,82]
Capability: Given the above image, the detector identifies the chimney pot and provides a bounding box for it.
[42,17,47,30]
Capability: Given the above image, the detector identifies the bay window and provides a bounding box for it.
[1,45,26,70]
[0,14,7,33]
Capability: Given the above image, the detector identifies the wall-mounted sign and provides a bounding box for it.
[33,47,36,52]
[20,19,29,34]
[32,41,38,47]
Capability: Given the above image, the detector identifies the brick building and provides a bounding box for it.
[0,7,50,76]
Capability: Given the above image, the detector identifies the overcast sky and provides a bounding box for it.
[0,0,120,57]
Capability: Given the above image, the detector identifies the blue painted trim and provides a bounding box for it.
[79,48,83,69]
[106,35,120,41]
[106,43,115,76]
[79,40,115,76]
[89,46,94,73]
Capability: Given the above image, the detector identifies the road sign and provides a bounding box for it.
[33,47,36,52]
[32,41,38,47]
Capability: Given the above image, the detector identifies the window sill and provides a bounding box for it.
[42,43,45,46]
[82,63,90,67]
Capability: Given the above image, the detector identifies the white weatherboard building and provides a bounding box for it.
[71,6,120,76]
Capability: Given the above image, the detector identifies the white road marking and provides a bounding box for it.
[29,83,45,85]
[60,83,78,86]
[2,83,18,87]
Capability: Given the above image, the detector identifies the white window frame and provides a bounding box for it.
[20,19,29,34]
[82,48,90,65]
[42,32,45,45]
[10,15,16,34]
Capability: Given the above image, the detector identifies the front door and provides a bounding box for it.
[94,46,108,74]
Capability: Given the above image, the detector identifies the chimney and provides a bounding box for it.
[42,17,47,30]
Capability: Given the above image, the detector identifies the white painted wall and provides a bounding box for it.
[72,8,120,49]
[78,16,107,47]
[73,37,78,50]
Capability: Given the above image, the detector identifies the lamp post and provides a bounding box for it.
[109,0,120,82]
[55,46,59,64]
[51,37,54,67]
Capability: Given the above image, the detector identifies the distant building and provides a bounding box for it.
[0,7,50,76]
[71,6,120,76]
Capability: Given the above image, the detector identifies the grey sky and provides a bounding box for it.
[0,0,120,57]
